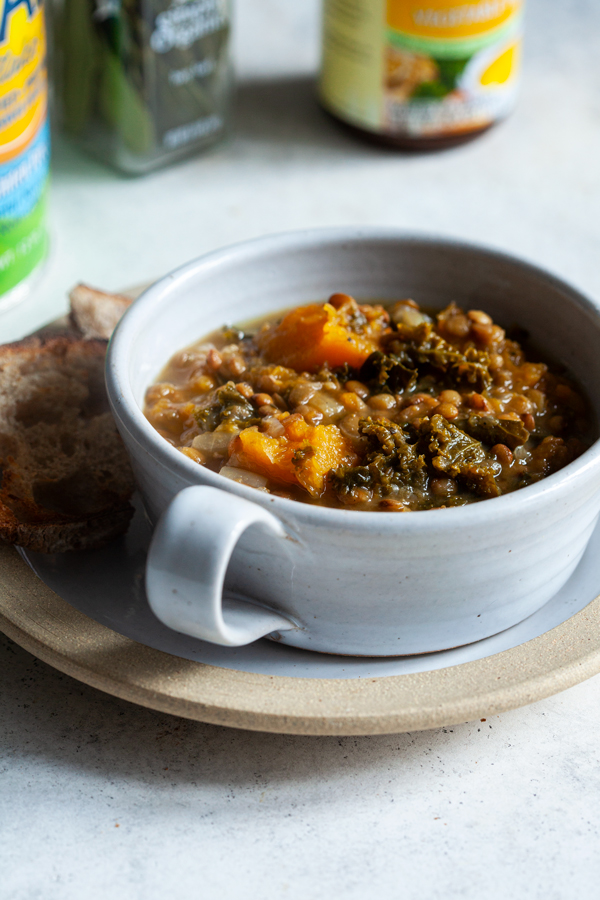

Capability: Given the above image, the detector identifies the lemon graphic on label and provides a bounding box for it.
[480,43,518,86]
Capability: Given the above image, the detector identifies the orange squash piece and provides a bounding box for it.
[257,295,389,372]
[229,416,357,497]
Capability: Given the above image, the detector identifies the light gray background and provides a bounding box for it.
[2,1,600,897]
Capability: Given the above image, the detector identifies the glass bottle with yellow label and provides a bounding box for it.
[320,0,524,149]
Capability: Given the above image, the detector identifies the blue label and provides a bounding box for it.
[0,116,48,225]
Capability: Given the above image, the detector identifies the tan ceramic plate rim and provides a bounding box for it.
[2,542,600,735]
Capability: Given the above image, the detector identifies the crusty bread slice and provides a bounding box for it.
[0,335,135,552]
[69,283,133,340]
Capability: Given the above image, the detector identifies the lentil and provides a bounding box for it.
[491,444,514,467]
[340,392,368,413]
[439,390,462,406]
[253,392,273,407]
[206,348,223,371]
[436,402,459,420]
[468,310,493,325]
[345,380,370,399]
[370,393,397,411]
[235,382,254,399]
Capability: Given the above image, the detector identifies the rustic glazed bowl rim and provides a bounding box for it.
[107,227,600,532]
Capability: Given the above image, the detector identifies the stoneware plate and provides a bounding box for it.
[3,269,600,736]
[1,495,600,735]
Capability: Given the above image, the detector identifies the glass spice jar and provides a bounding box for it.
[53,0,232,174]
[320,0,525,150]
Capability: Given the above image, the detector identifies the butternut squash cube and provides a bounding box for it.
[229,416,357,497]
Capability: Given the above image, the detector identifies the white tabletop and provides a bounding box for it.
[3,0,600,896]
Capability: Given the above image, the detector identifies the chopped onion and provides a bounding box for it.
[261,416,285,437]
[390,302,431,328]
[309,391,345,418]
[513,446,531,462]
[288,381,320,407]
[192,431,236,455]
[219,466,268,489]
[339,412,361,440]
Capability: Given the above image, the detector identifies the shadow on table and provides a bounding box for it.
[233,75,384,158]
[233,75,481,160]
[1,633,498,790]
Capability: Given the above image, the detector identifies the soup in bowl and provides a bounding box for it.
[144,294,593,512]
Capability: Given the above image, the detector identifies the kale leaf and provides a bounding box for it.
[332,417,428,502]
[194,382,259,432]
[393,322,492,391]
[424,414,501,497]
[359,351,417,393]
[461,413,529,450]
[361,322,492,394]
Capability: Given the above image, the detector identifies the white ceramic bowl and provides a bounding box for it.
[106,229,600,656]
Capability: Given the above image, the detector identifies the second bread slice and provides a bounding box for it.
[0,335,135,553]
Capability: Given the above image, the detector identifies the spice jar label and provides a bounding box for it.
[150,0,227,53]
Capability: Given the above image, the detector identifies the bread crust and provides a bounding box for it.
[69,283,133,340]
[0,334,135,552]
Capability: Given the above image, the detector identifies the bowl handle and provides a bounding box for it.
[145,485,296,646]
